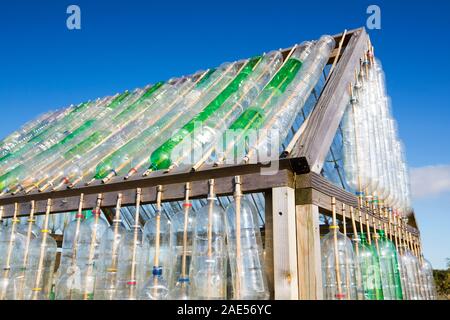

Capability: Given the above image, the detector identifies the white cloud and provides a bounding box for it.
[410,165,450,199]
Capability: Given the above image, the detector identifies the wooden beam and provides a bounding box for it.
[291,28,369,174]
[296,204,323,300]
[271,187,298,300]
[0,167,294,217]
[294,172,420,235]
[264,191,275,299]
[278,28,362,65]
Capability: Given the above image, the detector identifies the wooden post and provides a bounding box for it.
[296,203,323,300]
[271,187,298,300]
[264,191,275,299]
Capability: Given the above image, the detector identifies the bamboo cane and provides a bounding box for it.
[405,230,423,298]
[103,193,122,300]
[400,217,417,299]
[31,198,53,300]
[408,230,425,299]
[415,238,429,300]
[234,176,243,299]
[128,188,142,300]
[180,182,191,285]
[394,212,408,300]
[0,202,20,300]
[412,235,427,299]
[350,206,364,300]
[331,197,343,299]
[152,185,163,297]
[341,203,351,300]
[392,211,399,252]
[387,208,393,242]
[395,214,403,255]
[68,193,85,300]
[82,193,103,300]
[357,198,364,238]
[394,213,408,299]
[16,200,36,299]
[365,211,372,245]
[206,179,216,298]
[372,214,380,255]
[110,193,123,272]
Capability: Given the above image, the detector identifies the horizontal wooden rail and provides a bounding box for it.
[295,172,420,235]
[0,160,297,217]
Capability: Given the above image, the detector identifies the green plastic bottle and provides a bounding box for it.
[358,232,384,300]
[377,230,403,300]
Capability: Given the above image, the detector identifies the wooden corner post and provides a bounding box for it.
[296,203,323,300]
[268,187,299,300]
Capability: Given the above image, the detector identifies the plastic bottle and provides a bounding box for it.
[94,194,127,300]
[243,36,336,164]
[189,180,227,300]
[139,186,173,300]
[0,205,26,300]
[155,51,282,168]
[170,183,196,300]
[377,229,403,299]
[357,232,384,300]
[224,177,269,300]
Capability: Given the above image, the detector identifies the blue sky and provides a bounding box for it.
[0,0,449,268]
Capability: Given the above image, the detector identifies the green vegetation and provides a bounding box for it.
[433,258,450,300]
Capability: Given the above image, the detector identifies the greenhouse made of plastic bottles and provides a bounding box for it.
[0,28,437,300]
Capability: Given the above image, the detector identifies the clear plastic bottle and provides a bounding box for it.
[94,195,127,300]
[50,79,188,189]
[420,258,437,300]
[224,177,269,300]
[402,248,422,300]
[0,213,26,300]
[21,230,58,300]
[321,226,358,300]
[54,206,91,300]
[157,52,283,171]
[96,64,240,181]
[215,42,313,165]
[141,215,173,300]
[397,249,411,299]
[12,90,143,193]
[170,184,196,300]
[115,226,148,300]
[140,209,174,300]
[189,180,227,300]
[112,190,149,300]
[243,36,336,164]
[74,206,109,300]
[4,203,40,300]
